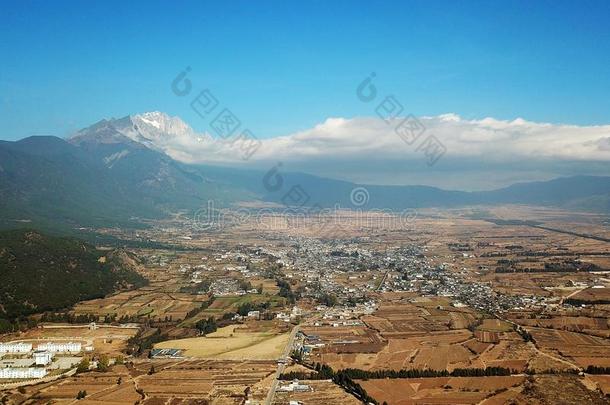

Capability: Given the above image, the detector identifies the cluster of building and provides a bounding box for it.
[264,237,547,317]
[0,341,83,380]
[276,306,303,322]
[208,278,258,296]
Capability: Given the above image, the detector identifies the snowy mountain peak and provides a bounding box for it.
[131,111,194,138]
[70,111,211,153]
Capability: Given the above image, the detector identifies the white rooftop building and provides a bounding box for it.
[0,367,47,379]
[278,379,310,392]
[34,351,53,366]
[36,342,81,353]
[0,342,32,354]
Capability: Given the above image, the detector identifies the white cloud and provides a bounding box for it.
[159,113,610,164]
[135,113,609,189]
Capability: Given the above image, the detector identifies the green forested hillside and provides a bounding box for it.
[0,229,147,331]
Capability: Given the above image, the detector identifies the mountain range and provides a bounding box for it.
[1,112,608,232]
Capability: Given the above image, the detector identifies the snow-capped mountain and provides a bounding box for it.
[69,111,252,165]
[123,111,204,151]
[69,111,210,153]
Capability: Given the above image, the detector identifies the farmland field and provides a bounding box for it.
[155,325,289,359]
[358,376,525,405]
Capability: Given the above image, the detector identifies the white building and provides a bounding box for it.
[278,379,310,392]
[36,342,81,353]
[0,358,34,368]
[0,342,32,354]
[33,351,53,366]
[0,367,47,379]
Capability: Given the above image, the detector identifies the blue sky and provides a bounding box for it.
[1,0,610,141]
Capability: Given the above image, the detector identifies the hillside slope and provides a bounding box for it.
[0,229,147,331]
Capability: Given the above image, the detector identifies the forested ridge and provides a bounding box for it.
[0,229,147,332]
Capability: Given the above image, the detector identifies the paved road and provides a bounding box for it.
[264,325,300,405]
[376,270,390,292]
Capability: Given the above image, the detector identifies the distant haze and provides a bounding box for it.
[71,112,610,190]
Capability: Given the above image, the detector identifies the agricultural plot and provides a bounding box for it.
[570,287,610,303]
[478,319,513,333]
[301,325,384,354]
[18,365,138,404]
[511,315,610,337]
[155,324,289,360]
[587,374,610,396]
[362,301,477,337]
[307,298,491,372]
[529,327,610,368]
[476,339,535,372]
[358,376,525,405]
[192,293,285,320]
[73,289,207,321]
[133,359,276,404]
[314,329,476,371]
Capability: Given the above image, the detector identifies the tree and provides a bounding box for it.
[195,317,217,335]
[97,355,109,372]
[76,358,90,373]
[319,292,337,307]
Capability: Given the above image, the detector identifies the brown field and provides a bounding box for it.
[361,301,477,338]
[2,365,139,405]
[155,324,289,359]
[306,298,487,372]
[571,287,610,303]
[478,319,513,333]
[358,376,525,405]
[511,315,610,337]
[134,359,276,403]
[528,327,610,368]
[2,360,277,404]
[301,324,385,354]
[73,289,207,320]
[314,329,476,371]
[587,374,610,395]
